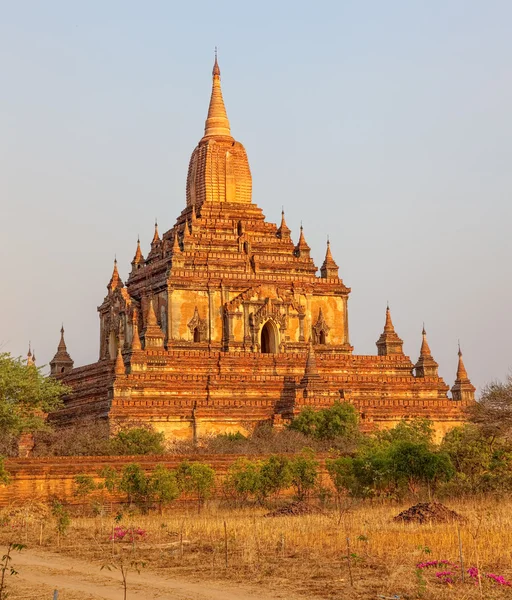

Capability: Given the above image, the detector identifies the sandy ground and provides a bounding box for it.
[6,548,305,600]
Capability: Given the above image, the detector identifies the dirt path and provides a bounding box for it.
[8,548,302,600]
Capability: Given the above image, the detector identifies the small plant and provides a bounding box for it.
[0,542,25,600]
[101,557,146,600]
[176,461,215,513]
[51,499,71,546]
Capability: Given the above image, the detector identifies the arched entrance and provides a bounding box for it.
[260,320,279,354]
[193,327,201,343]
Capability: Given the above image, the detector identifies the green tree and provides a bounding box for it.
[119,463,149,507]
[0,352,68,437]
[289,449,319,500]
[223,458,260,504]
[148,465,179,513]
[99,466,120,494]
[0,458,9,486]
[326,456,356,500]
[258,455,291,501]
[73,474,96,500]
[376,419,435,447]
[176,461,215,513]
[387,441,454,496]
[289,402,358,441]
[109,427,166,456]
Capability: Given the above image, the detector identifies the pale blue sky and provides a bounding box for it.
[1,1,511,393]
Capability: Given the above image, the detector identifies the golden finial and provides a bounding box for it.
[203,50,231,139]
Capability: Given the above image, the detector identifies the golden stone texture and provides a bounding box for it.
[50,58,475,443]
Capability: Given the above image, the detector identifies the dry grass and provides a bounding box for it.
[2,498,512,599]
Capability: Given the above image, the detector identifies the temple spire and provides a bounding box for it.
[420,325,431,356]
[146,297,158,327]
[172,230,181,253]
[414,325,439,377]
[143,297,165,349]
[108,257,123,292]
[300,341,322,388]
[276,209,291,240]
[203,52,232,140]
[320,239,339,278]
[376,304,403,356]
[451,343,475,401]
[152,220,160,245]
[384,304,394,332]
[26,343,34,366]
[131,236,144,269]
[294,224,311,258]
[456,343,468,380]
[131,310,142,351]
[114,346,126,375]
[50,325,74,376]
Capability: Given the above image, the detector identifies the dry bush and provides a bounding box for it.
[32,420,111,456]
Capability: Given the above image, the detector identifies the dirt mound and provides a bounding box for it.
[264,501,323,518]
[393,502,465,525]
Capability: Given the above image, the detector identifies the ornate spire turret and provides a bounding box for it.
[131,310,142,351]
[107,258,123,292]
[299,341,323,399]
[131,237,144,271]
[294,225,310,258]
[202,51,232,140]
[151,220,160,245]
[320,239,339,278]
[26,343,34,367]
[376,304,404,356]
[276,209,291,240]
[50,325,74,376]
[414,325,439,377]
[419,325,431,356]
[142,297,165,349]
[451,344,475,401]
[114,346,126,376]
[182,219,194,251]
[172,230,181,253]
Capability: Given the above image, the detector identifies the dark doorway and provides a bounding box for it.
[193,327,201,343]
[319,331,326,345]
[261,321,278,354]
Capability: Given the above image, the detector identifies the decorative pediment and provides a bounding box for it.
[188,306,207,342]
[252,298,287,330]
[312,308,330,343]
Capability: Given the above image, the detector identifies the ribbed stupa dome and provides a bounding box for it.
[186,55,252,207]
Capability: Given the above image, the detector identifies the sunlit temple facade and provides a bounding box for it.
[49,57,475,442]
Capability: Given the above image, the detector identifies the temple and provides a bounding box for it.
[49,57,475,442]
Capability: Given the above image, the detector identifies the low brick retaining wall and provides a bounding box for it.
[0,454,329,506]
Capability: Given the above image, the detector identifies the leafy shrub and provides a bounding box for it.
[148,465,179,512]
[258,455,291,501]
[289,449,319,500]
[223,458,260,504]
[176,461,215,512]
[109,427,166,456]
[288,402,359,441]
[119,464,149,507]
